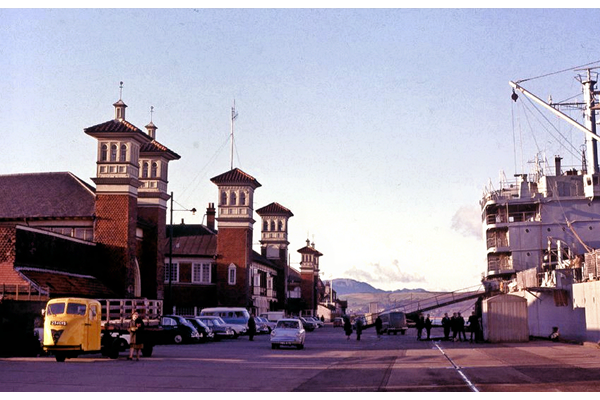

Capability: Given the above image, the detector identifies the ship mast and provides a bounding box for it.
[509,68,600,174]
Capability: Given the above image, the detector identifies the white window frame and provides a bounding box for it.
[192,263,212,284]
[228,263,237,285]
[164,262,179,283]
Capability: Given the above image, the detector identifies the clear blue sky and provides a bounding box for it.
[2,8,600,292]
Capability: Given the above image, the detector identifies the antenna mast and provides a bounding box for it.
[230,100,238,170]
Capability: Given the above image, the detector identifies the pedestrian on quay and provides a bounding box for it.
[343,315,352,340]
[442,313,451,340]
[375,315,383,339]
[416,314,424,340]
[355,317,364,341]
[248,313,256,341]
[451,312,458,341]
[128,311,144,361]
[468,311,481,343]
[425,314,432,340]
[457,312,467,342]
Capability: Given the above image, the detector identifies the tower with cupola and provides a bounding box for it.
[210,168,261,307]
[298,240,323,316]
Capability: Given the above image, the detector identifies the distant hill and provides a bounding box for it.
[332,278,428,295]
[333,278,478,316]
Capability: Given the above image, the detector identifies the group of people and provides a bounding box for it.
[415,314,434,340]
[343,315,364,340]
[441,311,481,343]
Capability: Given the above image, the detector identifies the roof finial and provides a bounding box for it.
[119,81,124,100]
[150,105,154,122]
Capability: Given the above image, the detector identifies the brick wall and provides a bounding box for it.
[0,227,28,287]
[216,227,252,307]
[138,206,166,300]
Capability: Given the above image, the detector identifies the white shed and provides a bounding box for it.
[482,294,529,343]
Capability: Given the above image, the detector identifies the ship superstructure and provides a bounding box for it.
[481,66,600,343]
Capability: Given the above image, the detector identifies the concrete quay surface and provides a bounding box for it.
[1,325,600,392]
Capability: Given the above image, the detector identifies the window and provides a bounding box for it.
[230,191,237,205]
[142,162,149,178]
[221,191,227,206]
[151,162,158,178]
[278,220,283,231]
[192,263,212,284]
[164,263,179,283]
[120,144,127,162]
[240,191,246,205]
[110,144,117,161]
[263,220,268,231]
[101,144,108,161]
[228,263,236,285]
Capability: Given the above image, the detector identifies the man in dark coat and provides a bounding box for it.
[441,313,451,340]
[375,316,383,339]
[416,315,424,340]
[468,311,481,343]
[248,314,256,341]
[343,315,352,340]
[424,314,432,340]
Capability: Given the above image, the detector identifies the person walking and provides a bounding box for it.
[128,311,144,361]
[424,314,432,340]
[343,315,352,340]
[355,317,363,341]
[375,316,383,339]
[416,314,424,340]
[248,313,256,341]
[468,311,480,343]
[442,313,451,340]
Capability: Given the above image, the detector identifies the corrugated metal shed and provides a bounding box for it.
[483,294,529,343]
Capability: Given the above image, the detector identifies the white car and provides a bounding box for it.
[270,319,306,350]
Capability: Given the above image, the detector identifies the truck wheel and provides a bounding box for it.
[297,344,304,350]
[173,334,183,344]
[271,344,279,349]
[401,330,406,335]
[55,354,66,362]
[141,345,153,357]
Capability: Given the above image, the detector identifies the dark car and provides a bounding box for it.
[299,317,316,332]
[159,315,201,344]
[196,316,236,340]
[187,318,215,342]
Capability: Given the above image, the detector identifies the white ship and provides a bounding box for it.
[481,65,600,343]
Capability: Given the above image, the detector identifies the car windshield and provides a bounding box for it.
[66,303,86,315]
[47,302,65,316]
[277,321,299,329]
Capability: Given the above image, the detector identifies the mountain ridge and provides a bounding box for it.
[332,278,429,295]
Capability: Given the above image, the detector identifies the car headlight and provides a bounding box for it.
[270,330,276,337]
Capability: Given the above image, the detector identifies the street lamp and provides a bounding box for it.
[167,191,196,314]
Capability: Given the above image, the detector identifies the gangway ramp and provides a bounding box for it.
[386,284,486,322]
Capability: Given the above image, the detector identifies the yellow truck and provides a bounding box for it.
[42,297,163,362]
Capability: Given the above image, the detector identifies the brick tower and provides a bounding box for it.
[84,91,178,297]
[256,202,293,309]
[298,240,323,316]
[210,168,261,307]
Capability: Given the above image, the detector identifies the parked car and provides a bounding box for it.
[196,316,236,340]
[270,318,306,350]
[254,316,275,333]
[307,316,324,328]
[299,317,316,332]
[186,318,215,342]
[333,317,344,327]
[160,315,201,344]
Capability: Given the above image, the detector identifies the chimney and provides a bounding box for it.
[206,203,216,231]
[555,156,562,176]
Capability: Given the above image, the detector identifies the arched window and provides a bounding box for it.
[120,144,127,162]
[110,144,117,161]
[278,220,283,231]
[270,221,275,231]
[263,220,269,231]
[230,191,237,206]
[151,162,158,178]
[221,191,227,206]
[240,191,246,205]
[101,144,108,161]
[142,162,149,178]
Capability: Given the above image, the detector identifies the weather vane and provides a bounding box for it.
[119,81,124,100]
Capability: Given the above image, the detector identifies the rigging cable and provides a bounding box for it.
[516,60,600,84]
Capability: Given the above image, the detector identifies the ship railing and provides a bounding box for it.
[388,284,486,317]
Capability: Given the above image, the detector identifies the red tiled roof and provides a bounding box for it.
[17,268,117,298]
[210,168,261,188]
[140,140,181,160]
[256,202,294,217]
[83,119,146,135]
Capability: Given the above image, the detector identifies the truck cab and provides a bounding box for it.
[43,298,102,361]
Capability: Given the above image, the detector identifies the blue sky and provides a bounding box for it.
[2,8,600,292]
